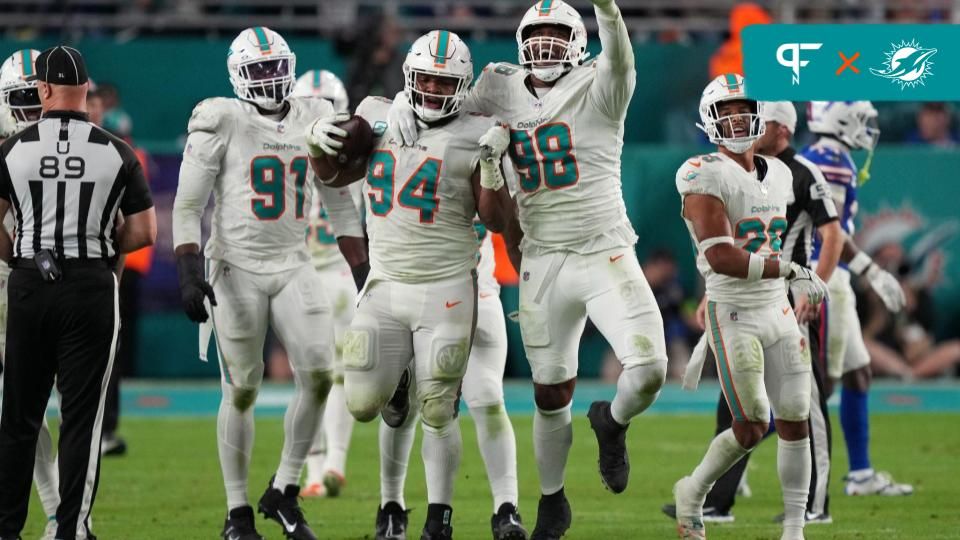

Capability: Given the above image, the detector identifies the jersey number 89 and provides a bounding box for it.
[508,123,579,193]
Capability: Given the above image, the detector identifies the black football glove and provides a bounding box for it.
[176,252,217,323]
[351,260,370,292]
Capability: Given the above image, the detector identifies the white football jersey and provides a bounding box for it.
[474,221,499,294]
[676,152,793,309]
[307,182,363,271]
[355,96,492,283]
[181,96,335,273]
[464,61,637,255]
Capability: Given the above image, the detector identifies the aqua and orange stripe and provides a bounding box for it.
[708,301,747,422]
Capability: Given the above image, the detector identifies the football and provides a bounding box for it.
[331,115,374,170]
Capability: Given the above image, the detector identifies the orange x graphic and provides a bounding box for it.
[837,51,860,75]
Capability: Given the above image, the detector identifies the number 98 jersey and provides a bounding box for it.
[181,96,335,273]
[676,152,794,309]
[465,62,638,255]
[355,96,496,284]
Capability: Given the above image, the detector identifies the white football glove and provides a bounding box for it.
[304,113,350,158]
[865,264,906,312]
[0,105,18,139]
[387,91,419,147]
[478,124,510,191]
[783,262,830,305]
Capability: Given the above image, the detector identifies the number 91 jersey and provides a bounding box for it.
[676,152,794,309]
[182,96,335,272]
[465,62,638,255]
[355,96,494,284]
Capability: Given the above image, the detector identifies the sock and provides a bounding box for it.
[840,386,871,472]
[778,438,812,538]
[610,361,666,425]
[274,369,331,490]
[34,415,60,518]
[534,404,573,495]
[689,429,751,500]
[421,419,462,505]
[218,384,257,510]
[380,411,418,508]
[304,401,327,486]
[322,382,355,475]
[471,403,519,511]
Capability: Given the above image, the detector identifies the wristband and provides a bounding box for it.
[746,253,765,282]
[479,159,505,191]
[848,251,873,275]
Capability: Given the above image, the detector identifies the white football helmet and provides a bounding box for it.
[807,101,880,150]
[0,49,42,129]
[293,69,349,113]
[516,0,587,82]
[227,27,296,110]
[402,30,473,122]
[697,73,765,154]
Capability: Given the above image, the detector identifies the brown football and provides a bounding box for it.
[330,115,374,170]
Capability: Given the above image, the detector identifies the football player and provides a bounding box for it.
[291,68,360,499]
[306,30,519,540]
[387,2,668,536]
[370,220,527,540]
[802,101,913,496]
[0,48,60,540]
[173,27,335,540]
[672,74,828,540]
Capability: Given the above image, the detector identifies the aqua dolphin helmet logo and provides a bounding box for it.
[870,39,937,89]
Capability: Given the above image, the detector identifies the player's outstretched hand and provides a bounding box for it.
[865,264,906,312]
[305,113,350,158]
[784,262,829,306]
[387,91,419,147]
[176,252,218,323]
[479,123,510,162]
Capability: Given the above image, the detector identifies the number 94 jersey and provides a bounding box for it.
[465,62,638,255]
[355,96,496,284]
[676,152,794,309]
[181,96,335,273]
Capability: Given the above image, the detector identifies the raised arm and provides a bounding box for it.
[590,0,636,120]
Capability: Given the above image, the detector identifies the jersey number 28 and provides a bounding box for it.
[509,123,579,192]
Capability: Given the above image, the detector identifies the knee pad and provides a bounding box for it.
[342,316,379,372]
[620,360,667,396]
[345,392,383,423]
[420,396,457,429]
[225,385,258,413]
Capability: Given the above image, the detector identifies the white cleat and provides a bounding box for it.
[844,470,914,496]
[674,476,707,540]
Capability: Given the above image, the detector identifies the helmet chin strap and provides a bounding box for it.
[721,139,756,154]
[531,64,568,83]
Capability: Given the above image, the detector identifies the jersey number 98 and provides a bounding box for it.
[508,123,579,193]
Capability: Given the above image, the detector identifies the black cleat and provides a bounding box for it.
[491,502,528,540]
[661,503,735,523]
[257,478,318,540]
[587,400,629,494]
[221,505,265,540]
[530,489,571,540]
[101,434,127,457]
[421,503,453,540]
[382,366,412,428]
[376,501,410,540]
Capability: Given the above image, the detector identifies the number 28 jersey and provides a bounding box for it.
[676,152,794,309]
[180,96,335,273]
[465,62,638,255]
[355,96,494,284]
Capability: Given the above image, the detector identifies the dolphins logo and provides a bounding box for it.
[870,39,937,89]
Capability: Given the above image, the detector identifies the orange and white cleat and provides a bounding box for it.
[300,482,326,498]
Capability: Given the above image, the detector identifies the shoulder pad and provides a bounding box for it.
[290,95,335,117]
[676,154,724,197]
[187,97,234,133]
[356,96,390,134]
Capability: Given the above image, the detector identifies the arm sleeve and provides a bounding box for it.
[320,184,365,238]
[118,146,153,215]
[590,2,636,120]
[172,129,224,247]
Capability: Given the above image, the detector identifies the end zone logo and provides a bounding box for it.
[776,42,823,85]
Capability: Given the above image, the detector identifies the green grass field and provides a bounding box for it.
[23,413,960,539]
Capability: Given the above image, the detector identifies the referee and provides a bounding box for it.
[0,46,156,540]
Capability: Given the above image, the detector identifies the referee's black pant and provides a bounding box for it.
[704,313,833,516]
[0,262,119,540]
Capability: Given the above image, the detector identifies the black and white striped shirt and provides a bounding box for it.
[777,147,839,268]
[0,110,152,259]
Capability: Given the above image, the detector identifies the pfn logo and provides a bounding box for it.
[776,43,823,85]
